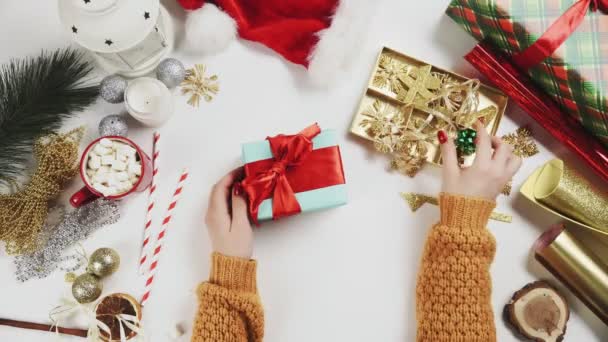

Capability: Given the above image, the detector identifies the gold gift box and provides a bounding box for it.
[350,47,508,168]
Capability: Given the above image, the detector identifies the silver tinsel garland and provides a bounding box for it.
[14,199,120,282]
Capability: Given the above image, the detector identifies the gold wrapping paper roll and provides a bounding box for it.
[534,224,608,325]
[521,159,608,236]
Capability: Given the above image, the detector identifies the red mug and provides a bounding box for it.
[70,136,152,208]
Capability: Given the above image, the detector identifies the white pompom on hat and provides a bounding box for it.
[184,3,237,55]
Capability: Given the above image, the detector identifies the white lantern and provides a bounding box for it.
[58,0,174,77]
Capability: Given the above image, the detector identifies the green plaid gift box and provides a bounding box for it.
[446,0,608,147]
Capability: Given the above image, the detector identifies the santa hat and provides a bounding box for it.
[177,0,373,85]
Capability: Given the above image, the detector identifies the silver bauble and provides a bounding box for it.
[156,58,186,88]
[88,248,120,278]
[99,114,129,137]
[100,75,128,104]
[72,273,103,304]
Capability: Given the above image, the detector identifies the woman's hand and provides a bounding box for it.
[438,121,522,200]
[205,168,253,259]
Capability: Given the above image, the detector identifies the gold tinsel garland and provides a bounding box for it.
[0,128,83,255]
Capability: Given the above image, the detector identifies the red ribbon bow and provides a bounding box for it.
[512,0,608,70]
[239,123,322,225]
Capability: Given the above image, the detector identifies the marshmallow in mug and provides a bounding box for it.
[85,138,142,197]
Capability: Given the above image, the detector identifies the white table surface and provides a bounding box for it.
[1,0,607,341]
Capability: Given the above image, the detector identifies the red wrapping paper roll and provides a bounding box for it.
[465,42,608,184]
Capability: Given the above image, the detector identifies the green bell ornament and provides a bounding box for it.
[456,128,477,156]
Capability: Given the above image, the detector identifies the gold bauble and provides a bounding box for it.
[72,273,102,304]
[88,248,120,278]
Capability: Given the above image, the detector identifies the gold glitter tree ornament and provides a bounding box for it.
[401,192,512,223]
[502,126,539,158]
[180,64,219,107]
[0,127,84,255]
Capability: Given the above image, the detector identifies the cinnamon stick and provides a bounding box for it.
[0,318,87,338]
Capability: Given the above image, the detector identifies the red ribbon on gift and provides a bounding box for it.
[512,0,608,70]
[238,123,345,225]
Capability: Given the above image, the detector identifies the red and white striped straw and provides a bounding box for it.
[141,168,189,306]
[139,131,160,275]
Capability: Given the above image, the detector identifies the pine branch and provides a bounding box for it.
[0,48,99,184]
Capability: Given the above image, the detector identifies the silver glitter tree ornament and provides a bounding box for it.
[14,200,120,282]
[100,75,128,103]
[156,58,186,88]
[99,114,129,137]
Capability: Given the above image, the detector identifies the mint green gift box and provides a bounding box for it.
[241,129,348,222]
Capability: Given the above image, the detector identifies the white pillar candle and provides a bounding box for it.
[125,77,174,127]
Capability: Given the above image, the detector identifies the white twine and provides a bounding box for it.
[49,298,144,342]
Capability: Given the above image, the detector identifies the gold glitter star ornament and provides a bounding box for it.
[502,126,539,158]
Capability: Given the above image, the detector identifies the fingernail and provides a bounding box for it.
[233,185,241,196]
[437,130,447,144]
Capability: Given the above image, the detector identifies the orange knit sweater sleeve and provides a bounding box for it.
[415,193,497,342]
[191,252,264,342]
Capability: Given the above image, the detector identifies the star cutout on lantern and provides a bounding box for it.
[71,26,78,34]
[502,126,539,158]
[144,12,150,20]
[105,39,113,46]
